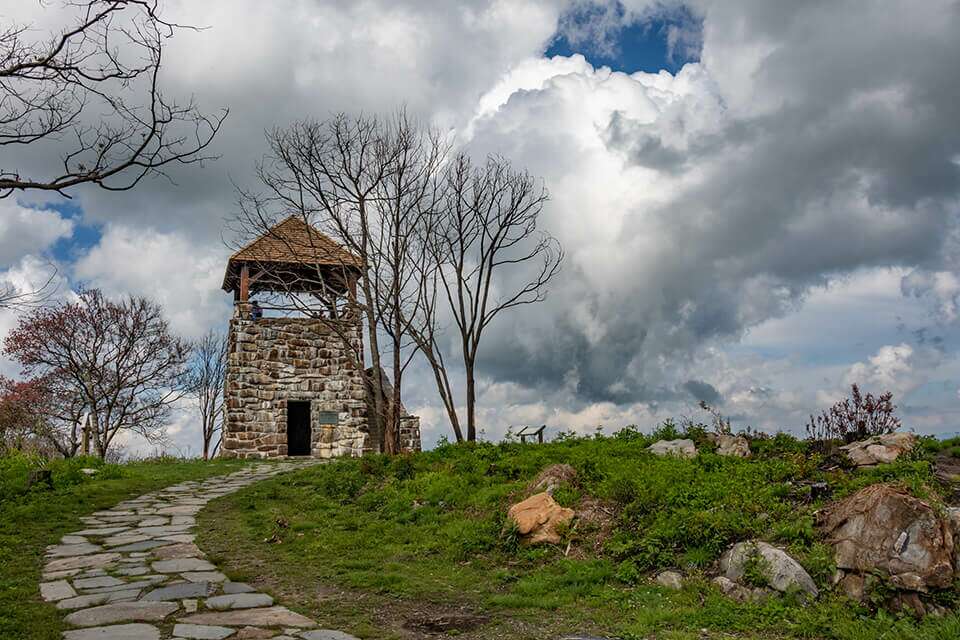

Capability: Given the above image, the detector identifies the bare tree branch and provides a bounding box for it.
[0,0,227,198]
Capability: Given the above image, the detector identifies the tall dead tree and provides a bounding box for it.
[3,289,189,458]
[0,0,227,198]
[367,113,448,453]
[187,329,227,460]
[417,154,563,442]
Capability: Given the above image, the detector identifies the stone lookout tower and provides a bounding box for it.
[220,216,420,458]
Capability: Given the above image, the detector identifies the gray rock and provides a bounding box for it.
[142,581,215,600]
[115,566,150,577]
[647,439,697,458]
[222,581,254,594]
[719,541,818,598]
[204,593,274,610]
[152,558,216,573]
[62,623,160,640]
[654,570,684,590]
[708,433,752,457]
[64,601,178,627]
[839,433,917,467]
[172,623,236,639]
[40,579,77,601]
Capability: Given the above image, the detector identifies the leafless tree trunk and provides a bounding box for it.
[187,330,227,460]
[426,154,563,441]
[367,112,448,453]
[3,289,189,459]
[0,0,227,198]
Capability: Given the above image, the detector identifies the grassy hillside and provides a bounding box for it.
[0,453,248,640]
[199,426,960,640]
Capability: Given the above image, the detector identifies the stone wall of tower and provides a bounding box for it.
[221,309,370,459]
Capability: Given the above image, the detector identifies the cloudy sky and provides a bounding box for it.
[2,0,960,455]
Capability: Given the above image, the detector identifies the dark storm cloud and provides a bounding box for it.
[464,0,960,407]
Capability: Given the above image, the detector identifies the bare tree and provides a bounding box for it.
[419,154,563,442]
[3,288,189,458]
[232,112,444,454]
[186,329,227,460]
[367,112,448,453]
[0,0,227,198]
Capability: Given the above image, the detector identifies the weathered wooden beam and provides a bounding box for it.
[239,263,250,302]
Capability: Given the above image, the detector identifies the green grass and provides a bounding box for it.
[199,429,960,639]
[0,453,248,640]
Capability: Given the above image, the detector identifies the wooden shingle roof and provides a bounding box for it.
[221,216,361,292]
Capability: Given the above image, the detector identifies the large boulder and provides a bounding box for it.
[839,432,917,467]
[817,483,955,594]
[648,439,697,459]
[507,492,575,545]
[719,541,819,598]
[707,434,751,457]
[528,464,577,495]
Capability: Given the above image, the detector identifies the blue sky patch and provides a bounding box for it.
[546,2,701,74]
[39,202,102,264]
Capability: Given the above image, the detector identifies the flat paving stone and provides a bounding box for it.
[45,552,121,572]
[204,593,274,610]
[62,623,160,640]
[39,579,76,601]
[116,565,150,576]
[61,535,90,544]
[64,601,178,627]
[104,534,151,547]
[182,571,226,583]
[74,576,125,590]
[152,558,216,573]
[47,543,103,557]
[222,581,255,594]
[111,540,171,553]
[172,623,236,639]
[180,606,315,628]
[142,581,215,600]
[56,589,143,610]
[232,627,275,639]
[299,632,361,640]
[43,568,82,581]
[72,527,130,537]
[153,542,204,559]
[158,534,196,543]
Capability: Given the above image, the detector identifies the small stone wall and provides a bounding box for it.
[399,416,422,453]
[221,310,370,459]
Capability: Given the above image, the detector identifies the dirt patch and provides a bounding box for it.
[403,610,490,633]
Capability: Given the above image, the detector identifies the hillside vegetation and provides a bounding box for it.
[199,425,960,640]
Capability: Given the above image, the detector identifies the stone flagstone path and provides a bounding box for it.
[40,463,359,640]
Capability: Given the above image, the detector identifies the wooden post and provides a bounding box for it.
[239,263,250,302]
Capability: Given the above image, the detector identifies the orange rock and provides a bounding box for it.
[507,492,575,545]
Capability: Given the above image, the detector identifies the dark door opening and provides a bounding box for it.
[287,401,311,456]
